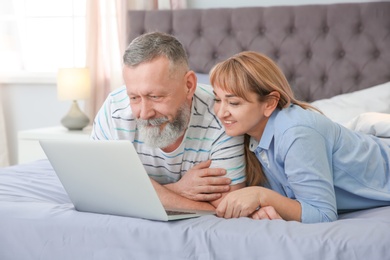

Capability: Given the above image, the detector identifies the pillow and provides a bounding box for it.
[345,112,390,138]
[311,81,390,126]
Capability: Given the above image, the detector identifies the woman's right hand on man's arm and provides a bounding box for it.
[215,186,263,218]
[250,206,282,220]
[215,186,302,221]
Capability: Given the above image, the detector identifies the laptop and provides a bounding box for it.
[39,139,215,221]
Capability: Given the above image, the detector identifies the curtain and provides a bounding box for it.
[169,0,187,9]
[85,0,127,121]
[0,89,9,167]
[85,0,186,121]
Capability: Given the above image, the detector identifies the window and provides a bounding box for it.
[0,0,86,77]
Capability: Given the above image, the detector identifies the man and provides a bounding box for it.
[91,32,246,211]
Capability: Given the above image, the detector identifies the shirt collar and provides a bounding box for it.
[248,109,280,151]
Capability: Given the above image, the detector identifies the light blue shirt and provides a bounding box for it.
[250,104,390,223]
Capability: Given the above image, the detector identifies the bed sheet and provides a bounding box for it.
[1,160,390,260]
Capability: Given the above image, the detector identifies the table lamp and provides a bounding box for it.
[57,68,91,130]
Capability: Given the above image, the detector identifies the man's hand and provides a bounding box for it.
[165,160,231,201]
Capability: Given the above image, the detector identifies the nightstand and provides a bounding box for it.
[18,126,91,164]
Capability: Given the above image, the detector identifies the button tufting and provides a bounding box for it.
[323,26,329,33]
[274,50,280,59]
[259,27,266,35]
[357,24,363,33]
[355,74,361,82]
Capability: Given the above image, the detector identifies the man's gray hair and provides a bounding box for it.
[123,31,189,71]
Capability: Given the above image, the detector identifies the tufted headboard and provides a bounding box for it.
[126,1,390,102]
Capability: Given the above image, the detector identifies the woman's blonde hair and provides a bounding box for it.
[210,51,320,186]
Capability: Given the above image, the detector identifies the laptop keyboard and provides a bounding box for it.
[166,210,196,215]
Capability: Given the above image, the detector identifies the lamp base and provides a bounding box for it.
[61,100,90,131]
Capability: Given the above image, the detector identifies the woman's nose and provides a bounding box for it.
[216,103,229,118]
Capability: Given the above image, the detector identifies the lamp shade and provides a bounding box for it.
[57,68,91,100]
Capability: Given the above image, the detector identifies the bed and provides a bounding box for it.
[1,2,390,259]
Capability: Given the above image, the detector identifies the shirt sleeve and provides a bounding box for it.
[209,133,246,185]
[90,94,115,140]
[278,126,338,223]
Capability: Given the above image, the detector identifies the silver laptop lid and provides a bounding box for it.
[40,139,173,221]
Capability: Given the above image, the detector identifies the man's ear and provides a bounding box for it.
[264,91,280,117]
[185,70,197,98]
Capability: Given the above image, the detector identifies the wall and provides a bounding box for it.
[1,0,374,165]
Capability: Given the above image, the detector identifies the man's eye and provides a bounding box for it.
[129,96,139,103]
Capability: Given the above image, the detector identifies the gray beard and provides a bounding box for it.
[136,104,191,149]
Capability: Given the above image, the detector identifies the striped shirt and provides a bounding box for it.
[91,84,246,185]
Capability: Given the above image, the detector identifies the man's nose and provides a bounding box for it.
[138,99,155,120]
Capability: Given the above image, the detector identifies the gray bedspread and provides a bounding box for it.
[1,160,389,260]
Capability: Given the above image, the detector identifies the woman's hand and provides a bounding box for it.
[216,186,298,221]
[215,187,262,218]
[250,206,282,220]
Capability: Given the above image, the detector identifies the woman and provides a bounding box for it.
[210,51,390,223]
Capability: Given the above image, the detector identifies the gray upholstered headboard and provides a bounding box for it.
[127,1,390,102]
